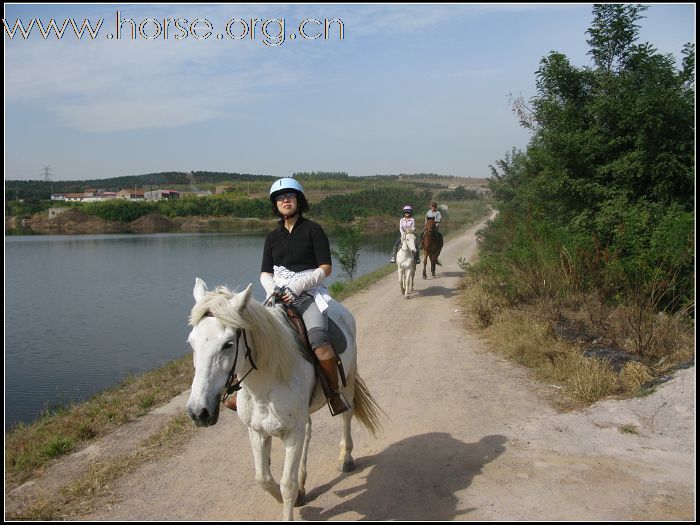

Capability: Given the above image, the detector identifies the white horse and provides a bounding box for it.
[396,229,417,298]
[185,278,382,521]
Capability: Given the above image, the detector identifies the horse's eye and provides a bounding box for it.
[222,341,234,350]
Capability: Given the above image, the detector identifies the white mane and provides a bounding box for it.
[189,286,298,383]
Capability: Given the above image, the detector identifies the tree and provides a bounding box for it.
[484,3,695,311]
[586,4,648,72]
[331,226,363,280]
[508,2,694,228]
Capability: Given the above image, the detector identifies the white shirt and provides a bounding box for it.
[399,217,416,235]
[426,209,441,224]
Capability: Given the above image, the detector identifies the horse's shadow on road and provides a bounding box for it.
[418,285,458,298]
[300,433,507,521]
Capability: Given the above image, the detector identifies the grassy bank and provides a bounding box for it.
[5,356,195,486]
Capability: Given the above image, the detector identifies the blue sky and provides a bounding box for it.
[3,3,695,181]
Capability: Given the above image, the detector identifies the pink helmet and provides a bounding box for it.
[402,205,413,213]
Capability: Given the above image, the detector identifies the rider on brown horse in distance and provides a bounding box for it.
[423,201,443,265]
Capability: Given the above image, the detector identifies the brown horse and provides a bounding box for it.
[422,217,443,279]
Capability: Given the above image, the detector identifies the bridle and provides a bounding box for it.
[203,311,258,403]
[401,233,416,253]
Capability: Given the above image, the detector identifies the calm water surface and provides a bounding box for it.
[5,232,395,430]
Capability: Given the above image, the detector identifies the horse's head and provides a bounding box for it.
[186,278,255,427]
[402,229,417,253]
[425,217,435,231]
[185,278,296,427]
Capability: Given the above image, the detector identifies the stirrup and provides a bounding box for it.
[327,391,351,416]
[389,257,396,263]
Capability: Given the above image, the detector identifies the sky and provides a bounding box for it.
[3,3,696,181]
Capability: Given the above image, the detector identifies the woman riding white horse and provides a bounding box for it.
[389,204,421,264]
[185,279,382,521]
[396,229,417,298]
[223,177,349,415]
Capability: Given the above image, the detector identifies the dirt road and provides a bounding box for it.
[26,214,694,521]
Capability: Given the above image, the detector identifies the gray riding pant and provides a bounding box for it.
[290,293,330,350]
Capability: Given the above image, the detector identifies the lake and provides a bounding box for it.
[4,231,395,430]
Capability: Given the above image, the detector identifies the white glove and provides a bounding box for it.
[260,273,276,298]
[288,267,327,296]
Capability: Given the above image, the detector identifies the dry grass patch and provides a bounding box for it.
[461,283,692,409]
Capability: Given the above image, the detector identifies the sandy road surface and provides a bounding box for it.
[13,214,694,521]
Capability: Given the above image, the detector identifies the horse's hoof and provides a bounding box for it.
[295,488,306,507]
[339,459,355,472]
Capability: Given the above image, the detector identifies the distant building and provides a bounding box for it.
[117,189,145,200]
[64,193,90,202]
[144,189,180,201]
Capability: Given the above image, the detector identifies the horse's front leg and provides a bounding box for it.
[398,267,404,293]
[422,254,428,279]
[280,425,306,520]
[248,429,282,503]
[401,270,409,298]
[338,409,354,472]
[295,417,312,507]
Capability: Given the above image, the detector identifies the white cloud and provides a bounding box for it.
[5,22,301,132]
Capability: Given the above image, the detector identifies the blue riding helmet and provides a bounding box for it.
[402,205,413,213]
[269,177,305,203]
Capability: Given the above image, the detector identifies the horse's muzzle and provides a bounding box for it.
[187,401,220,427]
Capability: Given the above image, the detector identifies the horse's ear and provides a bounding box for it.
[194,278,208,303]
[234,283,254,311]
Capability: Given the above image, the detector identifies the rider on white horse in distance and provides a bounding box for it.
[224,177,351,416]
[389,204,421,264]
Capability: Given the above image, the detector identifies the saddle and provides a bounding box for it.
[282,305,348,394]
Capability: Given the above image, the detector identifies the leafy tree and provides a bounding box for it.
[485,4,695,312]
[331,226,363,280]
[586,3,648,72]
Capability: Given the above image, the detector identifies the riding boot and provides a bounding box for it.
[223,393,237,411]
[318,358,351,416]
[389,243,398,263]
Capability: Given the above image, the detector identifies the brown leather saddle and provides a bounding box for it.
[283,305,347,392]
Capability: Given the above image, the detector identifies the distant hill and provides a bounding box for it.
[5,171,275,201]
[5,170,488,202]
